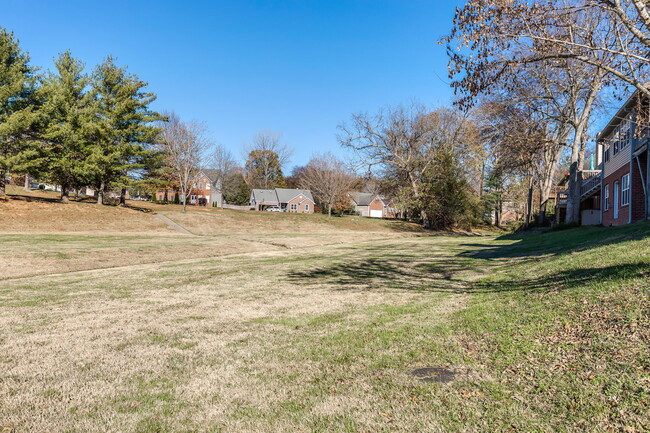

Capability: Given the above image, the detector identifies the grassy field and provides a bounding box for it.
[0,185,425,235]
[0,189,648,432]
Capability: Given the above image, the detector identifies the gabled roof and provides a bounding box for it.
[349,192,383,206]
[275,188,314,203]
[200,169,222,184]
[251,188,315,204]
[251,189,278,203]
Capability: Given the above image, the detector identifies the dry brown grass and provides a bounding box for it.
[0,188,173,235]
[0,232,421,280]
[0,235,487,433]
[157,208,426,235]
[1,186,425,236]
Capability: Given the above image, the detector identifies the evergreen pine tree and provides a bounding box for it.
[89,56,162,205]
[0,28,41,196]
[40,51,97,202]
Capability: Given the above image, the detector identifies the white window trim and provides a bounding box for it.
[621,173,630,206]
[290,203,298,211]
[604,184,610,211]
[304,204,310,211]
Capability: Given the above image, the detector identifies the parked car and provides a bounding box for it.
[266,206,283,212]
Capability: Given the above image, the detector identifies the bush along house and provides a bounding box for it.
[597,89,650,226]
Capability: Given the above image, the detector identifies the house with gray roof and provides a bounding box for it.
[349,192,396,218]
[250,188,315,213]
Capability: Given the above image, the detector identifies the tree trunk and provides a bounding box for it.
[566,77,601,224]
[61,183,70,203]
[24,174,30,192]
[119,188,127,207]
[97,181,105,205]
[479,160,485,198]
[328,203,332,217]
[524,177,534,229]
[0,170,6,197]
[537,142,564,225]
[182,190,188,213]
[566,161,580,224]
[408,172,430,228]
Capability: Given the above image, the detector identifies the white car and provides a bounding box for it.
[266,206,283,212]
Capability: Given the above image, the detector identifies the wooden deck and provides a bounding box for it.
[552,170,602,208]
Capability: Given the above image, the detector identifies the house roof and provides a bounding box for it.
[275,188,314,203]
[251,189,279,203]
[251,188,315,204]
[349,192,382,206]
[201,169,222,184]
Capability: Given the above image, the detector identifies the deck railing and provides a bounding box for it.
[553,169,602,206]
[580,171,602,198]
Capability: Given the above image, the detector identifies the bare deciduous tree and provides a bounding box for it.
[243,131,293,189]
[339,104,481,228]
[299,152,356,216]
[158,112,211,212]
[206,143,235,208]
[445,0,617,224]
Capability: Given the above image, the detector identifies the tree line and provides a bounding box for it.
[0,25,507,228]
[9,0,641,230]
[443,0,650,226]
[0,28,162,205]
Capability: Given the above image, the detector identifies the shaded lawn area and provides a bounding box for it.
[0,224,648,432]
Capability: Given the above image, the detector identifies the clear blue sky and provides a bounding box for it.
[4,0,463,168]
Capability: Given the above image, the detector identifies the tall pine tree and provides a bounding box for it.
[40,51,97,202]
[89,56,161,205]
[0,28,41,196]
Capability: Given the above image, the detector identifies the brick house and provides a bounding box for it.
[597,90,649,226]
[348,192,396,218]
[554,89,649,226]
[155,170,223,206]
[250,188,315,213]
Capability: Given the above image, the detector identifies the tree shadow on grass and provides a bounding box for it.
[4,192,155,213]
[5,193,62,204]
[471,261,650,294]
[459,222,650,262]
[287,256,650,295]
[287,254,489,294]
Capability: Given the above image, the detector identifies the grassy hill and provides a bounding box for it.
[0,185,424,235]
[449,223,650,431]
[0,184,647,432]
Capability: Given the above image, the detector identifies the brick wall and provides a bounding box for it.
[631,151,648,223]
[602,164,631,226]
[369,198,384,216]
[287,195,314,213]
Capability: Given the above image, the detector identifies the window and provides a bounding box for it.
[613,117,631,156]
[621,173,630,206]
[199,183,203,190]
[604,184,610,211]
[206,183,211,190]
[290,203,298,211]
[604,147,610,163]
[304,204,310,211]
